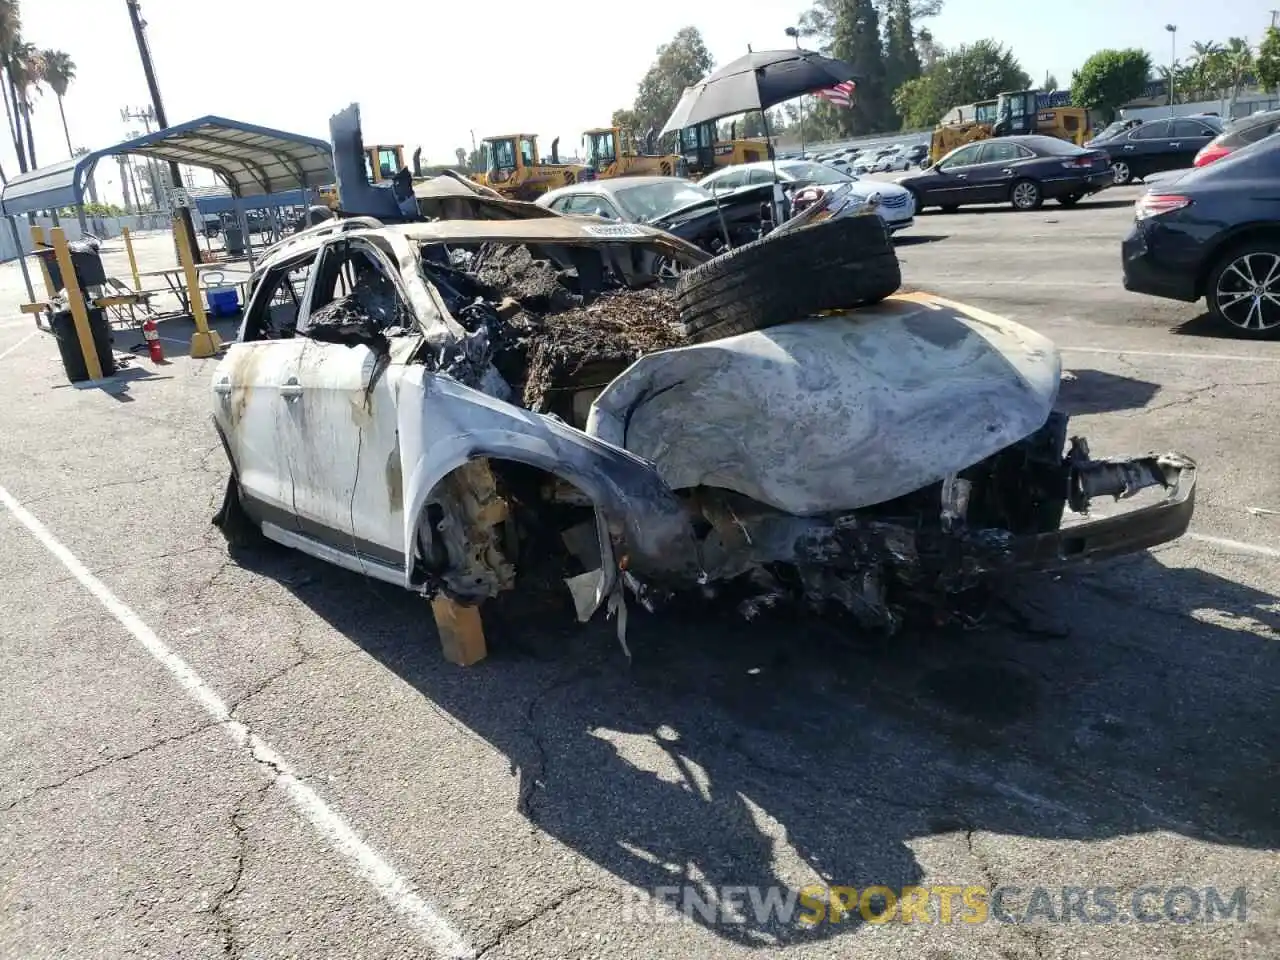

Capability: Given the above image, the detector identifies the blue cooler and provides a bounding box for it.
[205,277,240,317]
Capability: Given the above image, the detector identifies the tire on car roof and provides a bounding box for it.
[673,215,902,343]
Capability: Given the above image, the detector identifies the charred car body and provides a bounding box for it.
[211,206,1195,643]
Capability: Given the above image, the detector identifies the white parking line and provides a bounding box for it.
[0,485,475,960]
[0,330,37,362]
[1185,533,1280,560]
[1061,346,1280,364]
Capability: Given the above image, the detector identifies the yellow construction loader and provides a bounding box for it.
[582,127,684,179]
[928,90,1090,164]
[677,120,771,178]
[470,134,592,201]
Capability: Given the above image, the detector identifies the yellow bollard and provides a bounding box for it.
[50,227,104,383]
[173,215,223,359]
[122,227,141,291]
[30,225,57,300]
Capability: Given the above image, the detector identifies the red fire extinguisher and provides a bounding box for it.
[142,318,165,364]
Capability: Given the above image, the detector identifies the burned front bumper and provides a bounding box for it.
[976,452,1196,573]
[793,452,1197,588]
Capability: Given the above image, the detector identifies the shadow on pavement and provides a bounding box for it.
[1056,368,1163,415]
[893,234,949,247]
[229,538,1280,945]
[1168,311,1265,343]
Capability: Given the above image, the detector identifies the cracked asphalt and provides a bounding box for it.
[1,198,1277,959]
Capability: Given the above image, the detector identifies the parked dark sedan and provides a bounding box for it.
[896,135,1112,212]
[1088,114,1224,185]
[1122,133,1280,339]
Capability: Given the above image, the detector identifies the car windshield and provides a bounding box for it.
[612,180,714,221]
[778,161,851,184]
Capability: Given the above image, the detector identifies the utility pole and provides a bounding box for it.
[116,154,133,213]
[121,106,164,211]
[1271,9,1278,28]
[124,0,199,257]
[1165,24,1178,113]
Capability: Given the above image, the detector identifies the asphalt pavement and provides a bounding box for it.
[0,206,1276,960]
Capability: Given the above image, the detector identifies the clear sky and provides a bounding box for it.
[12,0,1272,204]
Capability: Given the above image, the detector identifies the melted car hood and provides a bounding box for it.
[586,293,1062,515]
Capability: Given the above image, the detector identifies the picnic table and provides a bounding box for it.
[135,262,252,315]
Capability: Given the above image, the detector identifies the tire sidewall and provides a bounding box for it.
[1207,243,1280,340]
[1011,179,1041,210]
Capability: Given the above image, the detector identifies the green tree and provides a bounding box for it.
[883,0,922,122]
[615,27,714,142]
[892,40,1031,129]
[1070,48,1152,122]
[1256,27,1280,91]
[41,48,73,156]
[831,0,890,135]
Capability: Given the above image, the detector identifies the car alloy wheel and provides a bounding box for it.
[1111,161,1132,185]
[1211,249,1280,334]
[1011,180,1041,210]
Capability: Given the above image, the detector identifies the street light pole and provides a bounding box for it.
[786,26,805,157]
[1165,24,1177,113]
[125,0,199,258]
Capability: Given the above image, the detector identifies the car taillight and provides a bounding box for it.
[1194,143,1231,166]
[1135,194,1193,219]
[1062,156,1093,168]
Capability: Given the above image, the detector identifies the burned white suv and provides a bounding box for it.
[211,211,1195,645]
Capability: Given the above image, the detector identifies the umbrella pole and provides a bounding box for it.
[759,108,786,223]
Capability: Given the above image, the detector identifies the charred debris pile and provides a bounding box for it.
[420,243,688,416]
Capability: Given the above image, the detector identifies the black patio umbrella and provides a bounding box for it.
[659,48,859,136]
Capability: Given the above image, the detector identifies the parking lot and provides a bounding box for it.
[1,193,1277,960]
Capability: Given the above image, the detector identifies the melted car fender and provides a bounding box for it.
[396,367,700,609]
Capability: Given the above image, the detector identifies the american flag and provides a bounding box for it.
[816,80,856,108]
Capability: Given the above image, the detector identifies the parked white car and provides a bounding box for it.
[874,153,914,172]
[700,159,916,232]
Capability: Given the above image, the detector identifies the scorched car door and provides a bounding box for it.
[213,339,309,531]
[276,239,412,571]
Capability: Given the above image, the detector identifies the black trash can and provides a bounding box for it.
[36,238,106,291]
[224,225,246,257]
[50,307,116,383]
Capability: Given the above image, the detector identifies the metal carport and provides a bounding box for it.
[1,116,334,297]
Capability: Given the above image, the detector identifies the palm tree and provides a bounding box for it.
[41,48,73,156]
[0,0,25,173]
[8,41,43,168]
[1189,41,1222,99]
[1222,37,1254,115]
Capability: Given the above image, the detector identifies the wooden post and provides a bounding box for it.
[50,227,104,382]
[173,212,223,359]
[30,225,58,300]
[122,227,142,291]
[431,595,487,666]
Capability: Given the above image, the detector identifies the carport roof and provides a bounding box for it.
[0,116,334,218]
